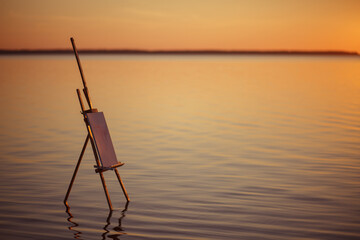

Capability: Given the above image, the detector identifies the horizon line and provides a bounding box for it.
[0,49,358,56]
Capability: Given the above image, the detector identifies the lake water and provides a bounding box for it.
[0,54,359,239]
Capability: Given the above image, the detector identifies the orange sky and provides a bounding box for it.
[0,0,359,52]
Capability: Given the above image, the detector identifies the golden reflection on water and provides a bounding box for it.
[0,55,359,239]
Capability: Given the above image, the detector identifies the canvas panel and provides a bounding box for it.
[86,112,118,167]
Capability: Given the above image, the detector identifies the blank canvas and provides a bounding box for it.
[86,112,118,167]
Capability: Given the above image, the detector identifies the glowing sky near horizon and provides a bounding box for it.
[0,0,359,51]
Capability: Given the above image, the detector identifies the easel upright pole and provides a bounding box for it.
[80,88,113,210]
[87,126,113,210]
[76,89,85,113]
[71,37,93,110]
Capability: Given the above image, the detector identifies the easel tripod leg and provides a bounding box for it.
[99,172,113,210]
[64,134,90,205]
[115,168,130,202]
[88,136,114,210]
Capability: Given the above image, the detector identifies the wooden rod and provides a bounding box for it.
[71,37,93,109]
[115,168,130,202]
[99,172,113,210]
[88,128,101,167]
[76,89,85,113]
[64,134,90,205]
[86,125,113,210]
[82,88,92,110]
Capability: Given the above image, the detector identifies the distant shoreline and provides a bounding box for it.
[0,49,359,56]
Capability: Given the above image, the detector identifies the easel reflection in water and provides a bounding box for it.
[65,202,130,239]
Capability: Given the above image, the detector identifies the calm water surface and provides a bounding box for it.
[0,55,359,239]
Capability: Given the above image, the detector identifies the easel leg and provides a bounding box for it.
[64,134,90,205]
[115,168,130,202]
[99,172,113,210]
[88,136,114,210]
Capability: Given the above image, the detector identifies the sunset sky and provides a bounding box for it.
[0,0,359,52]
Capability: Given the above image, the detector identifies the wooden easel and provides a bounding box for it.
[64,37,129,210]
